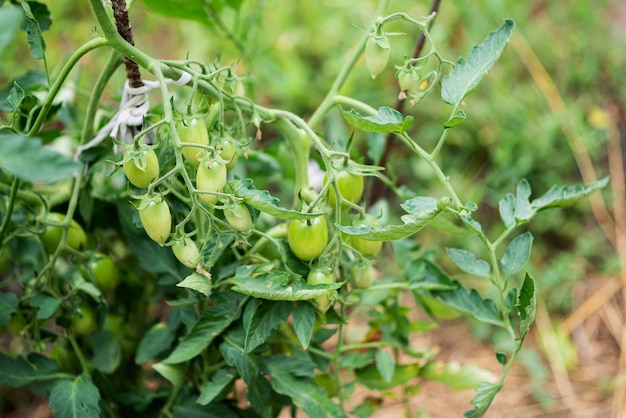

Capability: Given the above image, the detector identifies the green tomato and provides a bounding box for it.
[196,161,227,206]
[306,269,335,313]
[324,170,364,208]
[419,293,462,320]
[6,313,25,337]
[224,203,253,233]
[81,253,119,294]
[288,216,328,261]
[348,236,382,258]
[40,212,88,252]
[365,34,390,79]
[350,264,376,288]
[50,343,80,374]
[71,305,97,335]
[139,199,172,246]
[221,139,239,170]
[172,237,201,268]
[177,118,209,168]
[123,148,160,188]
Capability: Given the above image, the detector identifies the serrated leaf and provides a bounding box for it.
[355,363,419,391]
[442,19,514,106]
[337,196,440,241]
[0,132,82,183]
[153,362,187,387]
[29,292,60,320]
[419,361,496,391]
[0,353,58,387]
[7,82,25,111]
[518,274,536,340]
[231,178,326,220]
[531,177,609,211]
[93,330,121,374]
[375,350,395,383]
[0,293,19,326]
[163,292,246,364]
[196,369,235,406]
[202,232,235,268]
[444,110,466,128]
[48,375,100,418]
[135,323,176,364]
[500,232,533,277]
[0,70,47,111]
[230,265,342,301]
[293,302,315,349]
[177,272,212,297]
[446,248,491,278]
[498,193,515,228]
[464,382,502,418]
[21,1,46,59]
[244,300,292,353]
[340,106,413,134]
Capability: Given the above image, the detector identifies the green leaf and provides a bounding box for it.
[93,330,121,374]
[173,400,239,418]
[231,178,327,220]
[293,302,315,349]
[7,82,25,112]
[500,232,533,277]
[498,193,515,229]
[202,232,235,268]
[340,106,413,134]
[196,369,236,406]
[163,292,246,364]
[354,363,419,391]
[153,362,187,387]
[143,0,213,26]
[446,248,491,278]
[244,300,292,353]
[0,70,47,111]
[29,292,60,320]
[531,177,609,211]
[0,353,58,387]
[464,382,502,418]
[21,1,46,59]
[0,5,23,52]
[336,196,440,241]
[375,350,395,383]
[230,265,342,301]
[419,360,496,391]
[48,375,100,418]
[460,215,483,234]
[0,293,19,326]
[518,274,536,340]
[135,322,176,364]
[443,110,466,128]
[442,19,514,106]
[177,272,212,298]
[0,132,82,183]
[496,353,507,366]
[513,179,533,222]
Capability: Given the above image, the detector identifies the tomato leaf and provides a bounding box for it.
[419,360,496,391]
[443,110,466,128]
[93,330,121,374]
[21,1,47,59]
[531,176,609,211]
[196,369,236,406]
[442,19,514,107]
[446,248,491,278]
[163,292,246,364]
[0,293,19,326]
[464,382,503,418]
[243,300,292,353]
[293,302,316,349]
[500,232,533,277]
[0,353,59,387]
[340,106,413,134]
[48,375,100,418]
[375,350,395,383]
[354,363,419,391]
[0,132,82,183]
[29,292,61,320]
[177,272,212,298]
[231,178,327,220]
[230,265,343,301]
[135,323,176,364]
[153,362,187,387]
[0,70,47,111]
[517,274,536,340]
[0,5,23,53]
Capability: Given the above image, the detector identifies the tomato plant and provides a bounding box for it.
[0,1,611,418]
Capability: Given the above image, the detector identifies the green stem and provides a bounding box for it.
[67,331,91,374]
[273,118,311,208]
[28,37,109,137]
[333,95,378,116]
[0,177,20,244]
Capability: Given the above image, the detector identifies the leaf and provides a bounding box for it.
[177,272,212,298]
[340,106,413,134]
[442,19,514,106]
[48,375,100,418]
[0,5,23,52]
[498,193,515,229]
[231,178,326,220]
[196,369,236,406]
[0,353,58,387]
[518,274,536,340]
[29,292,61,320]
[0,132,82,183]
[531,177,609,211]
[143,0,212,26]
[230,265,342,301]
[153,362,187,387]
[354,363,419,391]
[500,232,533,277]
[446,248,491,278]
[135,322,176,364]
[460,215,483,234]
[21,1,46,59]
[173,400,239,418]
[496,353,507,366]
[0,70,47,111]
[93,331,121,374]
[202,232,235,268]
[163,292,246,364]
[336,196,441,241]
[293,302,315,349]
[7,82,25,112]
[0,293,19,326]
[443,110,466,128]
[244,300,292,353]
[375,350,395,383]
[464,382,502,418]
[513,179,533,222]
[419,360,496,391]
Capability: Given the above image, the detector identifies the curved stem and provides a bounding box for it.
[0,177,20,244]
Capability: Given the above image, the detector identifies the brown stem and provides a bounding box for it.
[365,0,442,207]
[111,0,143,88]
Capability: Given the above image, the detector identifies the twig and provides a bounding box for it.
[111,0,143,87]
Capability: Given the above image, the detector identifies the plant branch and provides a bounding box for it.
[111,0,143,87]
